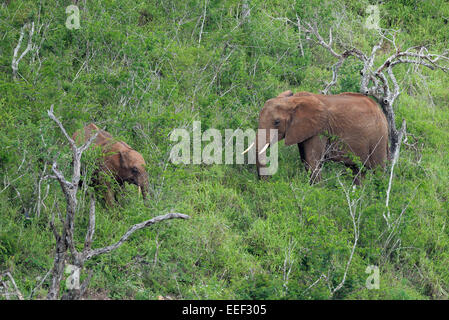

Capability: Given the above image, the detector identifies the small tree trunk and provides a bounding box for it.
[47,238,67,300]
[380,101,399,159]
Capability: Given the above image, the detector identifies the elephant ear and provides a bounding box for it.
[284,97,328,146]
[118,150,130,169]
[277,90,293,98]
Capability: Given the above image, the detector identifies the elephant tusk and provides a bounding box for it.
[138,186,141,198]
[258,143,270,155]
[241,142,255,155]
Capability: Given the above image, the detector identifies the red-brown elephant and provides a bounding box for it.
[73,123,149,206]
[248,90,389,184]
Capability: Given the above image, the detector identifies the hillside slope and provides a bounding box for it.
[0,0,448,299]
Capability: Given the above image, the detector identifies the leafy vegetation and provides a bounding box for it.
[0,0,448,299]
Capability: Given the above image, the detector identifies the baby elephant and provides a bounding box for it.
[73,123,149,206]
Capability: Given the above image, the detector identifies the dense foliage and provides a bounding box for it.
[0,0,448,299]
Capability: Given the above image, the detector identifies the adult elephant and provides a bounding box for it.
[73,123,149,206]
[246,90,389,184]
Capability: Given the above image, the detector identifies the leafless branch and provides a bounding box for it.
[29,269,51,299]
[35,161,49,218]
[198,0,208,45]
[12,22,35,80]
[282,238,296,295]
[331,176,363,295]
[302,273,327,296]
[231,0,252,32]
[384,119,407,226]
[83,195,96,251]
[0,272,24,300]
[44,107,190,299]
[0,151,27,195]
[85,212,190,260]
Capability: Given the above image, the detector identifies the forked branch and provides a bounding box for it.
[12,22,35,80]
[45,106,190,299]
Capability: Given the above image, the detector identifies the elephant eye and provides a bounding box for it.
[131,167,139,174]
[273,119,280,126]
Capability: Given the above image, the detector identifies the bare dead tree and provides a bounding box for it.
[0,150,37,219]
[198,0,208,45]
[300,175,364,297]
[0,151,27,195]
[12,22,35,80]
[330,176,363,296]
[231,0,252,32]
[11,14,51,83]
[279,18,449,157]
[282,238,296,296]
[44,105,190,300]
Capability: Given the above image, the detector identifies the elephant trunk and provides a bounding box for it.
[140,184,148,201]
[137,172,149,202]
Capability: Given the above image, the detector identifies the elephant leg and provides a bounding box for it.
[350,165,365,186]
[103,180,116,207]
[368,136,389,172]
[97,170,116,208]
[297,143,306,168]
[302,136,327,184]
